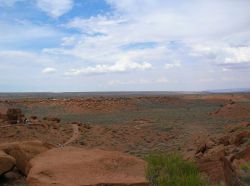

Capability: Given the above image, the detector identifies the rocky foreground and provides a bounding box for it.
[27,147,147,186]
[0,122,250,185]
[0,141,148,186]
[183,122,250,185]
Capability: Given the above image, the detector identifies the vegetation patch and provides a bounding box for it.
[240,161,250,185]
[145,153,208,186]
[240,161,250,173]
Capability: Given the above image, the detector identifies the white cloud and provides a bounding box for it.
[105,0,250,42]
[165,61,181,69]
[61,36,77,46]
[0,50,54,67]
[46,0,250,78]
[66,16,126,35]
[0,50,53,64]
[0,50,60,90]
[36,0,73,18]
[190,44,250,67]
[224,47,250,64]
[0,50,57,72]
[1,0,250,91]
[65,61,152,76]
[42,67,57,74]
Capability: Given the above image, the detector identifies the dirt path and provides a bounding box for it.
[0,123,80,147]
[63,124,80,146]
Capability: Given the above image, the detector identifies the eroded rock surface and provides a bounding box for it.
[27,147,148,186]
[0,140,51,175]
[0,150,15,175]
[183,122,250,185]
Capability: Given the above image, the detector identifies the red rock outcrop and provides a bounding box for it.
[27,147,148,186]
[0,150,16,175]
[235,147,250,161]
[184,122,250,185]
[6,108,24,124]
[221,157,242,186]
[0,140,51,175]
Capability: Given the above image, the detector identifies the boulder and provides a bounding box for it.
[221,157,242,186]
[235,147,250,161]
[204,145,225,159]
[232,131,250,146]
[43,117,60,123]
[196,157,225,184]
[0,140,50,175]
[0,150,16,175]
[196,143,207,154]
[206,139,216,149]
[218,135,230,146]
[196,145,226,184]
[6,108,24,124]
[27,147,148,186]
[195,137,216,155]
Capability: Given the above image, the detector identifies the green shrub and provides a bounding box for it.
[240,161,250,173]
[145,153,208,186]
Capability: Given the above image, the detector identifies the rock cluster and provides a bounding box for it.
[184,122,250,185]
[6,108,25,124]
[0,140,51,176]
[0,150,16,175]
[0,142,148,186]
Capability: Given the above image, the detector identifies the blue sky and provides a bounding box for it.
[0,0,250,92]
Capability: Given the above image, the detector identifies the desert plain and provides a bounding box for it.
[0,92,250,185]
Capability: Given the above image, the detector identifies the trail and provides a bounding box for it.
[63,124,80,146]
[0,123,80,147]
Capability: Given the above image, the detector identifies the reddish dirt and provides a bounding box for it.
[185,94,249,102]
[213,102,250,119]
[0,97,136,114]
[0,122,72,146]
[73,123,171,157]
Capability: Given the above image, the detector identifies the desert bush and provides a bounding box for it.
[240,161,250,173]
[145,153,208,186]
[240,161,250,185]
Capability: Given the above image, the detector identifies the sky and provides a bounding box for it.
[0,0,250,92]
